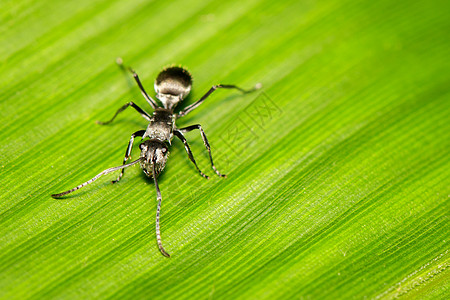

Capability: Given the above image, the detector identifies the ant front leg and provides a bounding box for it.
[113,129,146,183]
[177,83,261,118]
[178,124,226,177]
[173,130,209,179]
[96,102,151,125]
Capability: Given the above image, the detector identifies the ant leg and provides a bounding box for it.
[96,102,151,125]
[178,124,226,177]
[51,158,143,198]
[117,58,159,110]
[173,130,209,179]
[112,129,146,183]
[151,154,170,257]
[177,83,262,118]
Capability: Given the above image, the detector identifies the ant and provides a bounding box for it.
[52,59,260,257]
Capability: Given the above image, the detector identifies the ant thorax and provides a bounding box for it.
[143,108,175,142]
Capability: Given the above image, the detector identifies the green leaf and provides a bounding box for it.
[1,0,449,299]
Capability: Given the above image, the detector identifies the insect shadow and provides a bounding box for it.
[52,58,261,257]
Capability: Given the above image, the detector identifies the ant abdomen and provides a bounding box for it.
[154,67,192,108]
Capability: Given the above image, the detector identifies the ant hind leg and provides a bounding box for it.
[177,83,261,118]
[116,58,159,109]
[96,102,151,125]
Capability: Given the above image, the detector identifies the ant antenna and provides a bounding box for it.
[52,158,143,198]
[152,154,171,257]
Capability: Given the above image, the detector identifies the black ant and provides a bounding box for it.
[52,59,260,257]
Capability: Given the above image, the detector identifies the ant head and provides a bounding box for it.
[139,141,170,177]
[154,66,192,109]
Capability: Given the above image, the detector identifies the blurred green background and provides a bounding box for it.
[0,0,449,299]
